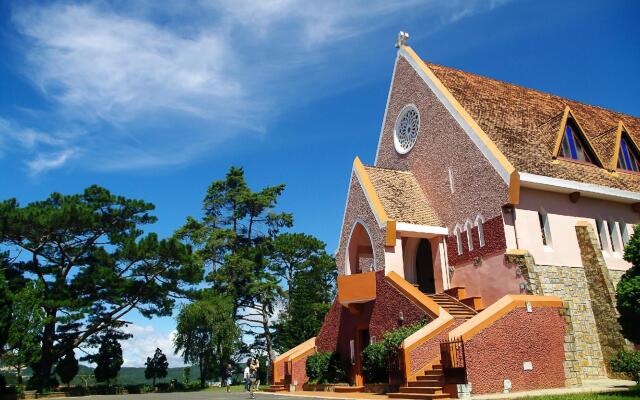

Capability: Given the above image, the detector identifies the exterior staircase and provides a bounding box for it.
[388,363,449,399]
[428,293,477,319]
[264,380,287,392]
[388,288,481,399]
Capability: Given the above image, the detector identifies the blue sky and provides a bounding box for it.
[1,0,639,367]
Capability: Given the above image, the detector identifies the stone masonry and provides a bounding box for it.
[504,222,630,384]
[574,222,629,377]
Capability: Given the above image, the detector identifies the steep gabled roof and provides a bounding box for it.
[363,165,441,226]
[426,62,640,192]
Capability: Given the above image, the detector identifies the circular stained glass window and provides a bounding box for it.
[393,105,420,154]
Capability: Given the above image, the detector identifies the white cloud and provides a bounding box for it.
[0,117,78,173]
[27,148,77,174]
[119,324,185,368]
[6,0,510,173]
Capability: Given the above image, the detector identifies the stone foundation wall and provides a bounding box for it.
[532,264,606,381]
[575,223,628,377]
[608,269,626,291]
[505,222,631,385]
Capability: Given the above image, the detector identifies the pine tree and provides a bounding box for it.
[84,329,126,387]
[145,348,169,387]
[55,350,79,387]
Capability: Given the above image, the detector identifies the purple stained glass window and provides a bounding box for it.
[558,122,594,163]
[618,135,640,172]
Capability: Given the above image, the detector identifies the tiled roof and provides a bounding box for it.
[363,165,441,226]
[426,62,640,192]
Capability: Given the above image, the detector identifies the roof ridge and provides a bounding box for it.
[425,61,640,123]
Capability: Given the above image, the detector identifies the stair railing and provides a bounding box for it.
[439,337,467,384]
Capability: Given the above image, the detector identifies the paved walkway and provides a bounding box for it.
[260,378,636,400]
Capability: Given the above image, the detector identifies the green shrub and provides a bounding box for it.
[306,352,346,384]
[361,342,387,383]
[361,322,425,384]
[611,349,640,383]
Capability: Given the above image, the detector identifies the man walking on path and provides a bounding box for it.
[243,360,251,392]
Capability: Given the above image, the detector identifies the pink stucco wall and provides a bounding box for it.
[450,252,526,306]
[375,56,508,231]
[515,188,636,271]
[336,173,387,276]
[464,306,566,394]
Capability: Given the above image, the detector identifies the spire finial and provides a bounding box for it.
[395,31,410,48]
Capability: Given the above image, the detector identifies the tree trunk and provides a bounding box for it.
[262,304,274,365]
[153,376,156,387]
[199,358,206,389]
[33,310,56,391]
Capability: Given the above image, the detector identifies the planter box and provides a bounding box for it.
[301,383,350,392]
[363,383,398,394]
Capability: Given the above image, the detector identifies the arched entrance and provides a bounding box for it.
[416,239,435,293]
[346,221,375,275]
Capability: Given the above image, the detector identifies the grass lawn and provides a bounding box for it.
[523,386,640,400]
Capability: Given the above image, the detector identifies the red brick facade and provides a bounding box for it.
[375,57,508,231]
[316,271,433,373]
[464,307,566,394]
[446,215,507,266]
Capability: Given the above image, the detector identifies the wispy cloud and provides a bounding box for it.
[26,148,77,175]
[5,0,510,173]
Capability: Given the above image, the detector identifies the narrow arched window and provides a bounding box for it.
[454,226,463,255]
[475,215,485,247]
[596,218,607,251]
[607,220,620,254]
[538,210,552,247]
[465,220,474,251]
[621,222,631,246]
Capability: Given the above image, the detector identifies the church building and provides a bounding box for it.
[269,33,637,398]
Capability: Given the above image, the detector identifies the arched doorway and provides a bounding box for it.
[346,222,375,275]
[416,239,435,293]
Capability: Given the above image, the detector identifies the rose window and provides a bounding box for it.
[393,105,420,154]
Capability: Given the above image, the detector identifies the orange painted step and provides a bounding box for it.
[400,386,444,394]
[388,392,450,399]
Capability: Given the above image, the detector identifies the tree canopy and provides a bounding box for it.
[618,227,640,344]
[0,185,202,389]
[174,295,239,388]
[144,348,169,386]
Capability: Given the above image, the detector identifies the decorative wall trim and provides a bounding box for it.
[395,222,448,237]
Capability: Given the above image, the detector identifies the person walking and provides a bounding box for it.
[224,363,234,393]
[249,358,259,399]
[244,359,252,392]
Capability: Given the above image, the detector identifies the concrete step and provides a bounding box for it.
[400,386,444,394]
[418,372,444,379]
[264,385,286,392]
[388,392,450,399]
[409,378,444,387]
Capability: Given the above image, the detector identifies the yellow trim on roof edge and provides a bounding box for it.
[611,122,640,172]
[353,156,397,245]
[401,46,521,205]
[552,106,605,168]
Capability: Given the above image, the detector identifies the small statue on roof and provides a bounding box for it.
[395,31,410,48]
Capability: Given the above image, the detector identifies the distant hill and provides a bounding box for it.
[1,365,201,386]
